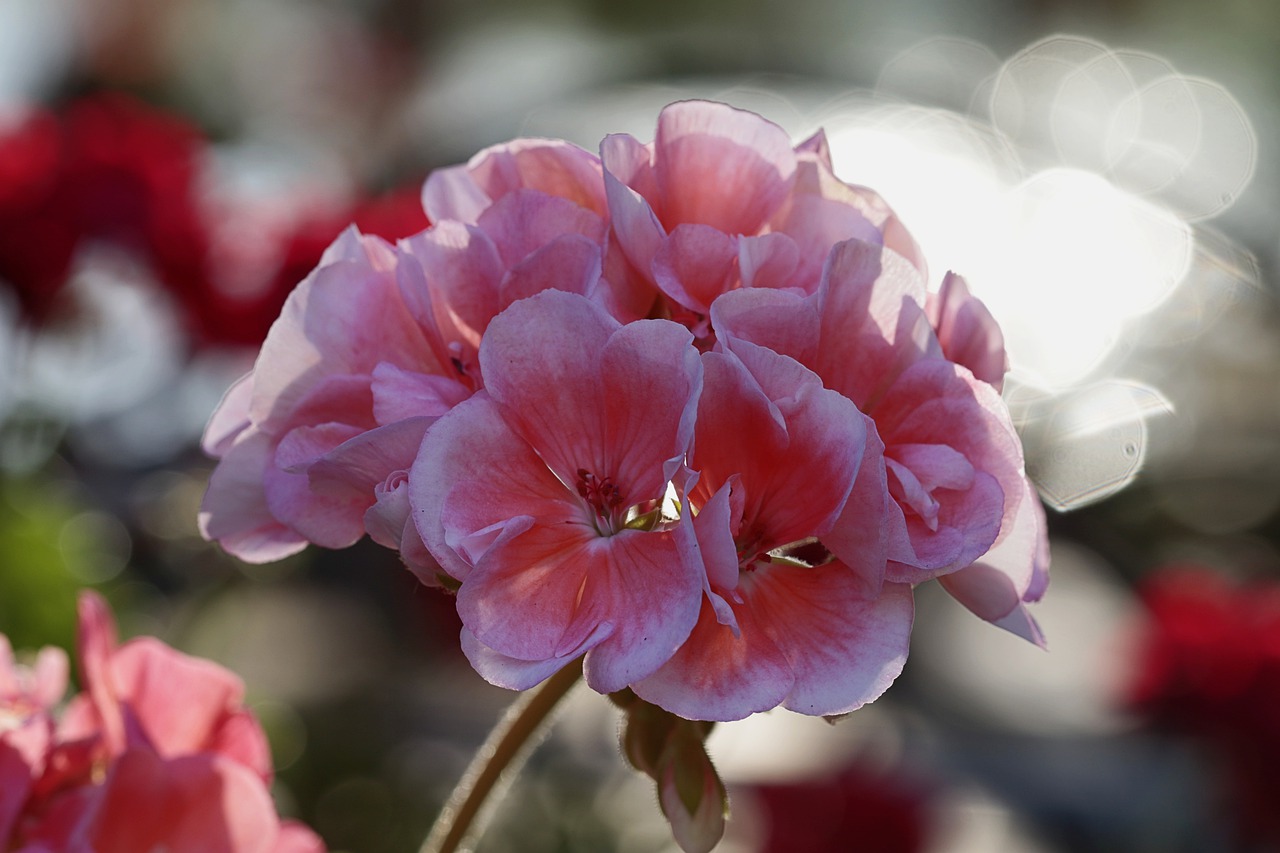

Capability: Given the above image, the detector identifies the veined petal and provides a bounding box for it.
[202,373,253,457]
[399,221,503,351]
[411,393,576,583]
[499,233,602,305]
[651,224,738,314]
[756,566,913,716]
[633,596,793,722]
[601,134,665,276]
[475,188,605,269]
[710,285,821,370]
[371,362,471,424]
[460,627,605,691]
[198,428,307,564]
[737,232,800,291]
[654,101,796,235]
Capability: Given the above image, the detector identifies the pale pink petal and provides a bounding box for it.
[653,101,796,234]
[264,423,367,549]
[759,567,913,716]
[479,291,698,498]
[815,239,935,409]
[399,221,503,351]
[633,596,793,722]
[460,626,607,691]
[421,164,490,224]
[709,285,821,369]
[29,647,69,709]
[736,232,799,290]
[927,271,1008,391]
[305,417,432,501]
[110,637,246,761]
[273,821,327,853]
[822,419,892,594]
[203,373,254,457]
[411,394,579,583]
[199,428,308,564]
[578,528,705,693]
[364,472,411,551]
[475,188,605,268]
[249,231,433,431]
[939,562,1046,648]
[89,751,278,853]
[76,591,125,756]
[769,158,883,290]
[499,233,602,305]
[427,137,606,222]
[370,362,471,424]
[793,127,833,168]
[599,232,660,323]
[601,134,665,275]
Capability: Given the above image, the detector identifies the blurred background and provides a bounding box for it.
[3,0,1280,850]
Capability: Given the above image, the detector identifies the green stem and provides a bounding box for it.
[420,660,583,853]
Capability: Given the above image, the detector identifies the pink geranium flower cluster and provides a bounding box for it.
[0,592,324,853]
[201,100,1048,723]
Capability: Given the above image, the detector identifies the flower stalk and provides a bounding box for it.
[420,658,583,853]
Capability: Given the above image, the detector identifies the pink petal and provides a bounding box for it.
[110,637,247,761]
[499,233,602,305]
[939,562,1047,648]
[696,346,865,546]
[264,423,368,549]
[460,626,607,691]
[306,417,432,501]
[426,137,606,222]
[249,231,432,431]
[203,373,254,457]
[821,419,891,594]
[760,566,914,716]
[370,362,471,424]
[633,596,793,722]
[793,127,833,168]
[651,224,738,314]
[421,162,490,223]
[479,291,699,499]
[272,821,327,853]
[769,158,883,290]
[89,751,278,853]
[710,285,821,369]
[815,239,935,409]
[654,101,796,235]
[399,221,503,351]
[737,232,800,290]
[411,394,579,583]
[475,188,605,269]
[601,133,665,275]
[927,271,1008,391]
[76,591,125,756]
[199,428,308,564]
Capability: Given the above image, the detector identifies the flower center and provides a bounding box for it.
[576,469,625,534]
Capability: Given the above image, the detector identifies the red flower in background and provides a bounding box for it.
[0,93,428,347]
[750,760,934,853]
[1125,566,1280,846]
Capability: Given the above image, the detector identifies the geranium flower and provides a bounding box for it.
[711,238,1046,643]
[410,290,705,693]
[632,343,912,721]
[601,100,924,345]
[2,591,325,853]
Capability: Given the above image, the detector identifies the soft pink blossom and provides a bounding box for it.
[2,592,327,853]
[633,344,912,720]
[711,238,1046,643]
[601,100,923,344]
[411,290,706,693]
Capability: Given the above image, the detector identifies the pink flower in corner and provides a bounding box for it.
[410,290,706,694]
[3,592,326,853]
[601,100,924,345]
[633,343,913,721]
